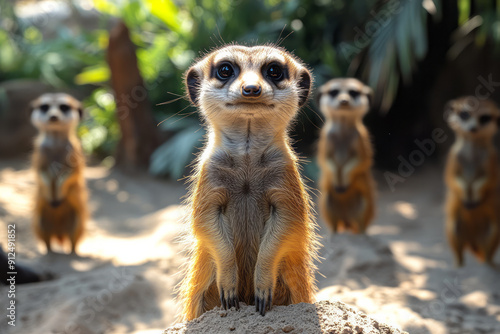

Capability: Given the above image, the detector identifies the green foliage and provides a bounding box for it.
[79,88,120,156]
[149,116,205,178]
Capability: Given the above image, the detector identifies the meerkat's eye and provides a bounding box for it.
[266,64,284,81]
[216,63,234,80]
[479,115,492,125]
[40,104,50,112]
[328,89,339,98]
[348,90,360,98]
[59,104,70,113]
[458,111,470,120]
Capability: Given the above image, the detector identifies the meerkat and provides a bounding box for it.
[316,78,375,234]
[31,93,88,254]
[444,96,500,267]
[178,44,318,320]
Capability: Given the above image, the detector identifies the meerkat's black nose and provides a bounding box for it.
[470,127,478,133]
[49,115,59,122]
[340,99,349,106]
[242,84,262,97]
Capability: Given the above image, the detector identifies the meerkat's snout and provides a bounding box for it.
[241,71,262,98]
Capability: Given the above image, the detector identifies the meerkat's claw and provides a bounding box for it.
[220,288,240,310]
[255,288,272,316]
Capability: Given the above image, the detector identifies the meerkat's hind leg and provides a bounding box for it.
[64,207,82,255]
[447,220,465,267]
[279,253,314,305]
[38,210,53,254]
[356,191,374,234]
[181,246,217,321]
[483,222,499,267]
[322,191,341,234]
[43,235,52,253]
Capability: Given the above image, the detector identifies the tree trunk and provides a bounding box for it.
[107,21,161,169]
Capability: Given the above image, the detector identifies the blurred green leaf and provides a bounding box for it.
[458,0,470,25]
[75,65,110,85]
[145,0,181,32]
[149,125,205,179]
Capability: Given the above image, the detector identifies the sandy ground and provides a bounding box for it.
[0,157,499,334]
[164,301,406,334]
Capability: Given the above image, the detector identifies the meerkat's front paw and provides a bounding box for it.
[254,284,273,316]
[219,285,240,310]
[217,266,240,311]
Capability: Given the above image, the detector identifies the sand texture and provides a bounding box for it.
[164,301,407,334]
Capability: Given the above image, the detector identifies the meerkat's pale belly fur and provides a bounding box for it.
[445,139,499,266]
[318,120,375,234]
[33,133,87,253]
[182,125,316,320]
[206,135,288,295]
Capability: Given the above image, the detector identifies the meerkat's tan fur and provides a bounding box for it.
[444,96,500,267]
[31,93,88,254]
[317,78,375,234]
[178,44,318,320]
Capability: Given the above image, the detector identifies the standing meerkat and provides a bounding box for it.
[444,96,500,267]
[31,93,88,254]
[179,44,318,320]
[316,78,375,234]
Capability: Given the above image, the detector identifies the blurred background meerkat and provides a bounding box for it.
[317,78,375,234]
[31,93,88,254]
[179,44,318,320]
[444,96,500,267]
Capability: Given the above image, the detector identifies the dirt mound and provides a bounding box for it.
[164,300,407,334]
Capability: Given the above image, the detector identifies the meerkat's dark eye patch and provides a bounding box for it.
[216,62,234,81]
[348,90,360,98]
[59,104,70,113]
[266,64,284,81]
[40,104,50,112]
[328,89,339,98]
[458,111,470,121]
[479,115,492,125]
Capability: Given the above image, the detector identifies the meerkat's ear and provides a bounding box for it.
[363,85,374,107]
[298,69,312,107]
[28,99,38,114]
[315,90,323,108]
[185,66,202,107]
[443,100,455,121]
